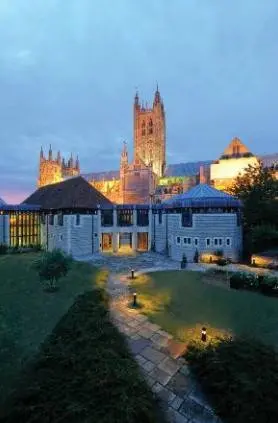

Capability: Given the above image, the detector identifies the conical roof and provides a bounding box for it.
[163,184,241,208]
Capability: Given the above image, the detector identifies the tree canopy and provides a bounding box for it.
[228,162,278,255]
[228,161,278,229]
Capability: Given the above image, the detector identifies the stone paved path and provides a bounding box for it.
[107,271,222,423]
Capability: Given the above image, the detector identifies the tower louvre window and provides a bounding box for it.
[141,121,146,136]
[148,119,153,134]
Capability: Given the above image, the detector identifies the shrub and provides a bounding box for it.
[259,275,278,295]
[229,272,258,290]
[0,290,164,423]
[193,249,199,263]
[185,337,278,423]
[33,249,72,291]
[8,246,19,254]
[0,244,8,255]
[216,257,227,266]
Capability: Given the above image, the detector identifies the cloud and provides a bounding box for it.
[0,0,278,201]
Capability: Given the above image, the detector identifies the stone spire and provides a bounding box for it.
[48,144,52,160]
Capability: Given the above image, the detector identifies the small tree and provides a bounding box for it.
[181,253,187,269]
[193,249,199,263]
[33,249,72,291]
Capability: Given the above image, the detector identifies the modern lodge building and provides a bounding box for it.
[0,176,243,262]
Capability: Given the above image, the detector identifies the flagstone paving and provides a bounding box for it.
[107,271,223,423]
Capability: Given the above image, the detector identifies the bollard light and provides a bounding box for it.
[131,269,135,279]
[133,291,137,307]
[201,327,207,342]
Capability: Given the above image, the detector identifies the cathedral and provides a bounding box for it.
[37,87,278,203]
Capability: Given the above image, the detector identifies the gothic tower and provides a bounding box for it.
[133,86,166,177]
[38,145,63,187]
[38,146,80,188]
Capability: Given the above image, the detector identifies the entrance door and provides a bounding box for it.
[137,232,148,251]
[119,232,132,252]
[102,233,112,251]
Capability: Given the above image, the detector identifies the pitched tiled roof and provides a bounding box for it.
[163,183,242,208]
[23,176,113,210]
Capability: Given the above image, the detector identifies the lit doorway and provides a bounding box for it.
[137,232,148,251]
[102,233,112,251]
[119,232,132,253]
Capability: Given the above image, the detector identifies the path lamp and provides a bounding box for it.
[201,327,207,342]
[131,268,135,279]
[133,291,137,307]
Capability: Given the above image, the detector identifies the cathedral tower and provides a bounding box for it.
[38,146,80,188]
[133,86,166,177]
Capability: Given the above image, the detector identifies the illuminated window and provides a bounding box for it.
[9,211,41,247]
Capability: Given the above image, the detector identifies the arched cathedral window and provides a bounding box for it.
[148,119,153,135]
[141,121,146,136]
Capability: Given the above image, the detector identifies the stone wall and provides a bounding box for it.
[153,213,167,253]
[168,213,242,262]
[39,208,242,262]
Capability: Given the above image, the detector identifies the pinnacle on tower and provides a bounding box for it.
[40,146,44,160]
[57,150,61,163]
[68,153,73,168]
[134,91,139,106]
[49,144,52,160]
[75,155,80,170]
[154,84,161,105]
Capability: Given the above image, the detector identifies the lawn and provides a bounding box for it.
[0,252,98,402]
[130,270,278,347]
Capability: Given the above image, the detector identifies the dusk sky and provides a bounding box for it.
[0,0,278,203]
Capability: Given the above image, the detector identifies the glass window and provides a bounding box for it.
[181,211,192,227]
[226,237,232,246]
[158,211,162,224]
[176,236,181,244]
[194,238,199,246]
[76,214,81,226]
[58,213,63,226]
[206,238,211,247]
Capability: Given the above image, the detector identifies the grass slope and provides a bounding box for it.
[130,270,278,346]
[0,290,164,423]
[0,253,98,402]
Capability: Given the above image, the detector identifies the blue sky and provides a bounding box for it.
[0,0,278,203]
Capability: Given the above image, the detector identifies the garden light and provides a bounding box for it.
[133,291,137,307]
[201,327,207,342]
[131,268,135,279]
